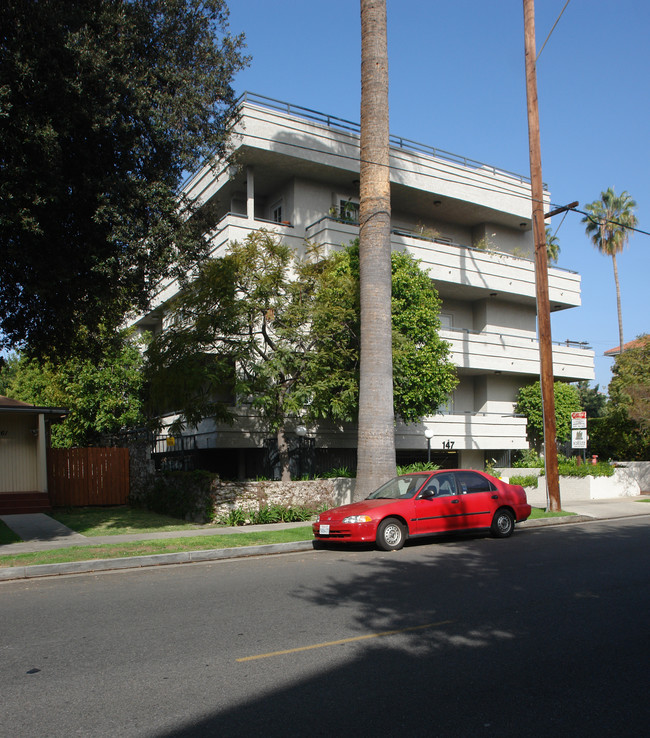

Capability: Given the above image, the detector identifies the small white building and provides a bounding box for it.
[131,93,594,477]
[0,396,68,514]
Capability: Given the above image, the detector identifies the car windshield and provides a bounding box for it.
[366,475,428,500]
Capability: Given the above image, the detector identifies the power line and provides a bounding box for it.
[537,0,571,61]
[572,207,650,238]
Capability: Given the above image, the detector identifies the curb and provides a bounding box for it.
[1,513,645,582]
[0,540,315,582]
[518,514,593,528]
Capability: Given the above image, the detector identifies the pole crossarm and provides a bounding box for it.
[545,201,579,219]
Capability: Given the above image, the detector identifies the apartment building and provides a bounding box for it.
[132,93,594,476]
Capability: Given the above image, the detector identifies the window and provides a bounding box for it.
[420,473,457,497]
[439,392,454,415]
[272,202,283,223]
[455,471,496,494]
[439,313,453,330]
[332,195,359,222]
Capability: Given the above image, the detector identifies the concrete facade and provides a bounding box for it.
[131,93,594,477]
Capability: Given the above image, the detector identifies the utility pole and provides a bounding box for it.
[523,0,561,511]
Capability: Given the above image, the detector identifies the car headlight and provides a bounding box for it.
[342,515,373,524]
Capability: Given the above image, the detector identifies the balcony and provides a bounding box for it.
[305,218,582,310]
[440,328,595,381]
[396,413,529,452]
[138,214,303,318]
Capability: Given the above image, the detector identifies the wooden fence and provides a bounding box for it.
[47,447,130,506]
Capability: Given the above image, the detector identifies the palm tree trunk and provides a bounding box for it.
[355,0,396,500]
[612,253,624,352]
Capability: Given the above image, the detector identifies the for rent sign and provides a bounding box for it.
[571,411,588,449]
[571,411,587,429]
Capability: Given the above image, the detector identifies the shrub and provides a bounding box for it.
[143,470,216,522]
[557,461,614,478]
[319,467,356,478]
[509,474,539,488]
[218,508,249,526]
[216,503,321,527]
[397,462,440,474]
[513,450,545,468]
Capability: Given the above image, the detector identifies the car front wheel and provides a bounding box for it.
[491,509,515,538]
[376,518,406,551]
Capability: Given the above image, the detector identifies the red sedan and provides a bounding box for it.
[313,470,531,551]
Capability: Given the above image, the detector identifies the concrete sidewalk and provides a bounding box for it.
[0,514,310,555]
[1,496,649,582]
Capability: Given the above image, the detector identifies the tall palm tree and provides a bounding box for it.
[582,188,637,353]
[355,0,395,499]
[545,226,560,264]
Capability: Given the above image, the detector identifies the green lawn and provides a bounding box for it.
[49,506,210,536]
[0,527,314,568]
[528,506,575,519]
[0,504,577,571]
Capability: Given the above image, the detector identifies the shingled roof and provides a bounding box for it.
[0,395,68,416]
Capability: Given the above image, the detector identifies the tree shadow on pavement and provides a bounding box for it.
[161,520,650,737]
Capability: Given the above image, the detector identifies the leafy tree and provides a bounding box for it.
[1,333,146,447]
[0,354,14,396]
[146,231,320,480]
[516,381,582,452]
[574,380,607,418]
[588,411,648,462]
[0,0,247,356]
[589,335,650,460]
[305,244,458,424]
[146,233,457,479]
[357,0,395,499]
[545,226,560,264]
[609,335,650,431]
[582,188,637,352]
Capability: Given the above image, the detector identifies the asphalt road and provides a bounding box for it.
[2,516,649,737]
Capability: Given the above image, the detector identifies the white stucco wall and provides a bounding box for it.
[502,466,644,504]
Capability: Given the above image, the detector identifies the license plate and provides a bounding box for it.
[319,524,330,535]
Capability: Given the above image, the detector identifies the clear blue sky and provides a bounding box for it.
[226,0,649,393]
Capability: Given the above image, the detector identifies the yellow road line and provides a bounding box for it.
[236,620,454,662]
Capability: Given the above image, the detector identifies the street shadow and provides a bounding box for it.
[159,519,650,736]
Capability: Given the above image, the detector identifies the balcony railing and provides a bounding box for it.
[395,412,529,451]
[238,92,545,189]
[306,216,578,274]
[440,328,594,380]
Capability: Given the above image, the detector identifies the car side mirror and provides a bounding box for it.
[420,489,436,499]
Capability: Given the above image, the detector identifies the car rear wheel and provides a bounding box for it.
[376,518,406,551]
[491,508,515,538]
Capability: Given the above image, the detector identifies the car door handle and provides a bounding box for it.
[491,495,498,499]
[451,499,460,504]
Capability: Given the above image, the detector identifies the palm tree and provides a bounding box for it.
[582,188,637,353]
[355,0,396,499]
[545,227,560,264]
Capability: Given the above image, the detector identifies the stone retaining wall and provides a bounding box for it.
[211,478,354,520]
